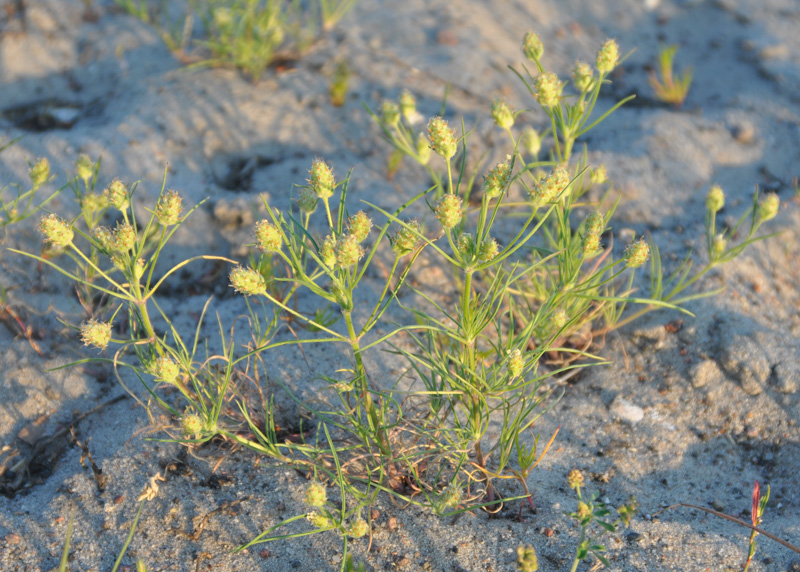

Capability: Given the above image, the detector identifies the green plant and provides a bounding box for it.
[649,44,693,107]
[329,60,350,107]
[516,544,538,571]
[662,482,800,567]
[0,140,63,234]
[566,469,637,571]
[6,30,785,571]
[744,480,770,572]
[58,472,158,572]
[113,1,360,81]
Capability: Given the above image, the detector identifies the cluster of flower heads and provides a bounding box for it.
[532,164,571,204]
[455,232,499,264]
[303,482,369,538]
[522,30,620,109]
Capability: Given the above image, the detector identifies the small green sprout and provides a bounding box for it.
[566,469,637,571]
[743,480,770,572]
[330,61,350,107]
[649,44,693,107]
[516,544,538,571]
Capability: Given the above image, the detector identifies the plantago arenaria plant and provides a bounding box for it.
[649,44,693,107]
[7,29,787,572]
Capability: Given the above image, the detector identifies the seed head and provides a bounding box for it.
[585,211,605,237]
[105,179,129,211]
[507,348,524,379]
[309,160,335,200]
[478,237,499,262]
[112,223,136,252]
[590,165,608,185]
[583,233,602,259]
[152,356,181,383]
[491,100,514,130]
[533,72,563,109]
[435,193,463,230]
[572,61,595,93]
[706,184,725,213]
[93,227,113,252]
[711,234,727,259]
[80,193,107,214]
[483,161,511,199]
[551,308,568,330]
[416,132,431,164]
[320,234,337,268]
[441,484,462,508]
[110,253,127,273]
[427,116,457,160]
[567,469,584,491]
[297,187,317,214]
[80,319,112,350]
[457,233,474,257]
[532,164,570,203]
[583,211,604,258]
[757,193,779,222]
[516,545,538,572]
[133,257,145,281]
[521,126,541,157]
[347,211,372,243]
[522,31,544,61]
[335,234,364,268]
[230,266,266,296]
[399,90,416,123]
[156,189,183,226]
[390,220,421,257]
[347,517,369,538]
[181,414,203,436]
[255,219,282,253]
[624,238,650,268]
[596,39,620,74]
[381,100,400,128]
[40,214,74,248]
[76,155,94,185]
[29,157,50,189]
[304,482,327,508]
[307,512,332,529]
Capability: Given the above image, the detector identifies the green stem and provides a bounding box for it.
[569,529,587,572]
[343,310,391,457]
[323,197,334,230]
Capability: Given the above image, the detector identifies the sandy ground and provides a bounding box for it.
[0,0,799,570]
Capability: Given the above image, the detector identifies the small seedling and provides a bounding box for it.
[649,44,693,107]
[744,480,770,572]
[566,469,637,571]
[330,61,350,107]
[661,482,800,566]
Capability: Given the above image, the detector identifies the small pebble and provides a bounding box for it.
[386,516,398,531]
[690,359,725,389]
[610,396,644,424]
[720,335,770,395]
[710,499,725,512]
[627,531,643,543]
[774,362,799,394]
[730,121,755,144]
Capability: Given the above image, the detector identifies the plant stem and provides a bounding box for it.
[569,529,587,572]
[343,310,391,457]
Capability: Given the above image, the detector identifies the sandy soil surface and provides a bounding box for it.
[0,0,799,570]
